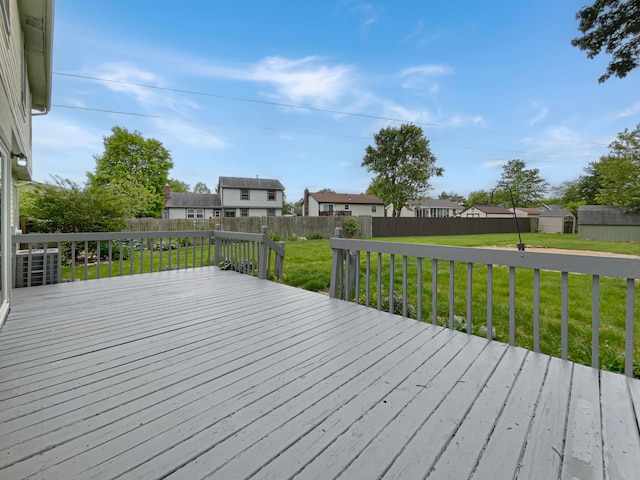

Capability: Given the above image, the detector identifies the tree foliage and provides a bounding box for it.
[317,188,337,193]
[193,181,211,194]
[362,124,443,217]
[438,190,465,204]
[87,126,173,217]
[592,124,640,212]
[19,176,125,233]
[465,190,492,207]
[167,178,190,193]
[495,159,549,207]
[572,0,640,83]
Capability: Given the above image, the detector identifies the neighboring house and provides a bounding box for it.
[578,205,639,241]
[163,187,222,220]
[458,205,513,218]
[218,176,284,218]
[0,0,54,320]
[303,190,384,217]
[511,207,542,218]
[538,209,576,234]
[388,199,462,218]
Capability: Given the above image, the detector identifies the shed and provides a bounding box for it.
[538,209,575,234]
[578,205,640,241]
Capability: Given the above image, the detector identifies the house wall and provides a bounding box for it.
[306,196,320,216]
[385,204,415,217]
[0,0,32,181]
[166,208,219,220]
[221,187,283,210]
[579,225,640,242]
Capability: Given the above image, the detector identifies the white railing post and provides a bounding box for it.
[329,227,344,298]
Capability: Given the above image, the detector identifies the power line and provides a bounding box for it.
[53,71,610,147]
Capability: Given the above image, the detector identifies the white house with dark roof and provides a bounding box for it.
[303,190,384,217]
[388,199,462,218]
[163,176,285,219]
[458,205,513,218]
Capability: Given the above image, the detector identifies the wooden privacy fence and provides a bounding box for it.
[125,216,373,239]
[372,217,537,237]
[11,227,284,285]
[329,228,640,377]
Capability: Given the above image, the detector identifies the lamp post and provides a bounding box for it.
[491,184,525,251]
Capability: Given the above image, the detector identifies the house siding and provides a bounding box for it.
[0,0,32,180]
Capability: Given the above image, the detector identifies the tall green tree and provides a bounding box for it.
[438,190,465,204]
[317,188,336,194]
[572,0,640,83]
[87,126,173,217]
[167,178,190,193]
[19,176,125,233]
[495,159,549,207]
[592,124,640,212]
[465,190,492,207]
[193,181,211,194]
[362,124,443,217]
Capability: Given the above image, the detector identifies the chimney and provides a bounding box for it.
[304,188,309,217]
[163,184,171,207]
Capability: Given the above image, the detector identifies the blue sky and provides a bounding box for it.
[33,1,640,203]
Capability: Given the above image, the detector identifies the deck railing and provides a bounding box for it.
[329,228,640,377]
[11,226,284,285]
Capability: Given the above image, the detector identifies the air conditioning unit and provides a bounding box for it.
[14,249,60,288]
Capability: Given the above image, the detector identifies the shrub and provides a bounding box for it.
[287,233,299,242]
[268,232,281,242]
[344,217,359,238]
[307,233,324,240]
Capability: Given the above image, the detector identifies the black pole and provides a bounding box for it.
[491,184,525,251]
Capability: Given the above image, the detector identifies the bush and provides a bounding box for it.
[307,233,324,240]
[268,232,281,242]
[344,217,359,238]
[287,233,299,241]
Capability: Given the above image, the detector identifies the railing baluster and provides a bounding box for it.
[466,262,472,334]
[402,256,408,317]
[389,254,395,314]
[509,266,515,345]
[355,251,361,302]
[200,235,204,267]
[449,260,454,330]
[150,240,154,273]
[84,240,89,280]
[432,259,438,325]
[592,275,600,369]
[561,271,568,359]
[192,235,196,269]
[625,278,634,377]
[177,237,181,269]
[377,252,382,311]
[533,269,540,352]
[27,243,33,287]
[365,252,371,307]
[108,240,113,277]
[417,257,422,322]
[159,237,163,272]
[96,240,101,279]
[71,241,76,282]
[139,239,144,275]
[345,249,351,300]
[168,237,173,270]
[487,264,493,340]
[119,241,123,276]
[129,238,134,275]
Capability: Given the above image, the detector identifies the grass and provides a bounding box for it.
[282,233,640,376]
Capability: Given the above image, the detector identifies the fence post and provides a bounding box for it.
[329,227,344,298]
[214,224,222,266]
[258,225,268,279]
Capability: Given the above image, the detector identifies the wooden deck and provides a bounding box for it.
[0,268,638,479]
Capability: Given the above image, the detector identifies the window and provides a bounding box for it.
[268,190,276,201]
[196,208,204,219]
[323,204,333,212]
[371,205,377,213]
[225,210,236,217]
[187,208,195,219]
[344,204,350,211]
[240,208,249,217]
[241,189,250,200]
[267,208,276,216]
[214,210,221,217]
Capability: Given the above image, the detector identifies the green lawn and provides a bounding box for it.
[283,233,640,376]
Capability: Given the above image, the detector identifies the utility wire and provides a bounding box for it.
[53,71,610,147]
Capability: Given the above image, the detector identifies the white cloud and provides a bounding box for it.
[403,20,423,43]
[446,114,486,127]
[397,64,453,92]
[151,118,226,150]
[33,119,101,151]
[612,101,640,120]
[482,160,507,168]
[528,102,548,126]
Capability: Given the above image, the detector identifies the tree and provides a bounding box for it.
[592,124,640,212]
[106,178,157,218]
[362,124,443,217]
[317,188,337,193]
[87,126,173,217]
[572,0,640,83]
[193,181,211,194]
[438,190,465,204]
[167,178,190,193]
[465,190,492,207]
[495,159,549,207]
[19,176,125,233]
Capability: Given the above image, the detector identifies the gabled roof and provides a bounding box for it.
[309,192,384,205]
[165,193,221,208]
[465,205,513,214]
[409,198,461,209]
[514,207,542,215]
[577,205,640,225]
[540,209,575,218]
[219,177,284,190]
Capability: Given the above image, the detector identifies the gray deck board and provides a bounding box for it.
[0,268,638,479]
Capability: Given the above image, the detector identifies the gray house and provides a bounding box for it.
[163,188,221,219]
[218,177,285,218]
[578,205,640,241]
